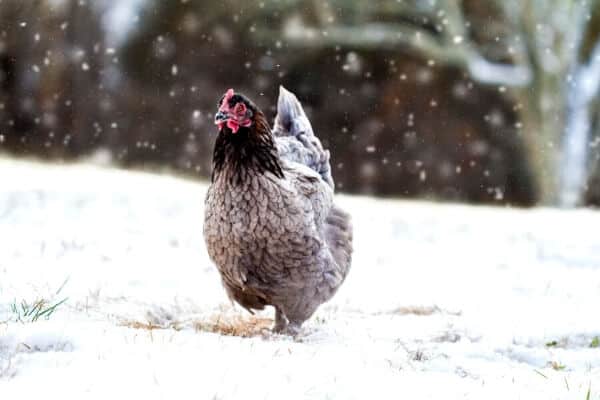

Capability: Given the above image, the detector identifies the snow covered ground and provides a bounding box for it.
[0,158,599,399]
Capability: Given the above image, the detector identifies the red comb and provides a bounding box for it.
[224,88,234,102]
[219,88,235,113]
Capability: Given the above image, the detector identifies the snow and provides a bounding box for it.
[0,158,599,399]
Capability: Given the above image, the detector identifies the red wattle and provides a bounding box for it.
[227,120,240,133]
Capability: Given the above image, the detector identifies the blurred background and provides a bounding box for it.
[0,0,599,207]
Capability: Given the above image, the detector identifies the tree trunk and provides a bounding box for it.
[516,80,564,205]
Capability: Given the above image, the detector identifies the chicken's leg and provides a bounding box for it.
[283,322,302,336]
[273,307,288,333]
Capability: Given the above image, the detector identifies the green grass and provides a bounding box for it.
[9,297,68,323]
[590,337,599,348]
[5,278,69,323]
[585,384,591,400]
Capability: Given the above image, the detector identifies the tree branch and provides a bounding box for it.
[274,16,532,87]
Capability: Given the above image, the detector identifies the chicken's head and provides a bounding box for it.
[214,88,255,133]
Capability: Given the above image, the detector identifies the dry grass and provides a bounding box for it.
[194,314,273,338]
[392,305,441,316]
[119,312,274,338]
[120,320,166,331]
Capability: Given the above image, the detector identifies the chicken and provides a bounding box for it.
[203,86,353,335]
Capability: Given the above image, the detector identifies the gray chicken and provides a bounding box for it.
[203,86,353,335]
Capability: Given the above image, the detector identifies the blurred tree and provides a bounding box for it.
[0,0,42,140]
[59,0,107,154]
[502,0,600,207]
[261,0,600,205]
[0,0,109,157]
[4,0,599,207]
[119,0,536,205]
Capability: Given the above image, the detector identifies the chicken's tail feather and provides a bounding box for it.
[325,206,353,285]
[274,86,334,189]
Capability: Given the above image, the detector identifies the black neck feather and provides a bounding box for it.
[211,113,284,184]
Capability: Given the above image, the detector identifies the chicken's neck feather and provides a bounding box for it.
[211,111,284,184]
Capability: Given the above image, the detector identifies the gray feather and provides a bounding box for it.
[273,86,334,189]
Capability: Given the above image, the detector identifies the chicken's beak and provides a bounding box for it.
[214,110,229,124]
